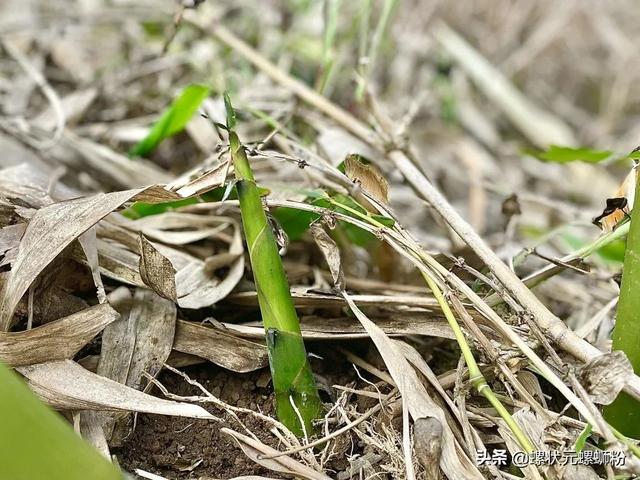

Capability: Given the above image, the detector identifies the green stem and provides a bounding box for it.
[333,192,537,449]
[604,169,640,439]
[422,272,535,453]
[230,131,322,435]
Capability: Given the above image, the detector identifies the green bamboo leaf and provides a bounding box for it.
[527,145,612,164]
[130,84,210,157]
[0,362,123,480]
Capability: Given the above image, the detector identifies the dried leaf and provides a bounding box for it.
[173,320,268,373]
[344,154,389,207]
[170,225,244,309]
[342,292,483,480]
[138,234,177,301]
[221,428,332,480]
[228,288,439,310]
[0,223,25,261]
[125,289,177,389]
[79,411,110,459]
[225,314,454,340]
[580,351,633,405]
[171,161,230,198]
[17,360,213,418]
[0,186,179,330]
[64,133,172,188]
[97,287,135,385]
[98,288,176,393]
[310,224,344,290]
[0,303,118,367]
[109,213,245,308]
[204,252,242,273]
[92,239,145,287]
[33,88,97,130]
[131,212,231,245]
[78,226,107,303]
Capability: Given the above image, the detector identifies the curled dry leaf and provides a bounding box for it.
[92,239,145,287]
[344,153,389,211]
[127,213,232,246]
[204,252,242,274]
[17,360,214,419]
[112,212,246,309]
[221,428,332,480]
[171,223,244,309]
[173,319,268,373]
[0,185,180,330]
[310,224,344,290]
[580,351,633,405]
[98,288,176,391]
[138,234,177,302]
[0,303,118,367]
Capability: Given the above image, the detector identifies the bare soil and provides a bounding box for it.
[116,344,363,479]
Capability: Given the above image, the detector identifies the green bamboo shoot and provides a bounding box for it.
[228,111,322,435]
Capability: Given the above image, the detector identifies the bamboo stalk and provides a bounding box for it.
[604,168,640,439]
[228,122,322,435]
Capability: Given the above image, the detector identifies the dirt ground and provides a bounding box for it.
[116,344,375,479]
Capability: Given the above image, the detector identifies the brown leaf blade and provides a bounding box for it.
[581,351,633,405]
[0,186,180,330]
[310,224,344,290]
[0,303,118,367]
[174,320,268,373]
[138,234,177,302]
[344,154,389,207]
[17,360,213,418]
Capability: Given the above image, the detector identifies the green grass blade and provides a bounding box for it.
[604,168,640,438]
[574,423,592,453]
[0,362,123,480]
[130,84,210,157]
